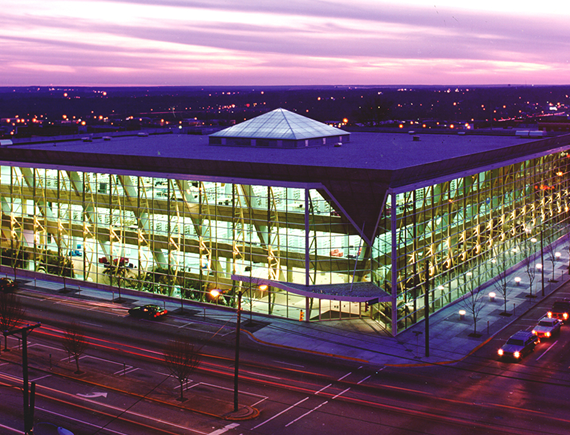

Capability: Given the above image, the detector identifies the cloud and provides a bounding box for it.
[0,0,569,85]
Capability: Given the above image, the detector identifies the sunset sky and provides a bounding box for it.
[2,0,569,86]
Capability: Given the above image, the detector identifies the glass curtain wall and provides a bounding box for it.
[374,151,570,334]
[0,166,368,322]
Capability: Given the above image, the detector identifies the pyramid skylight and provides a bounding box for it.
[209,108,349,148]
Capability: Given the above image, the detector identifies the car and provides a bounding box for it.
[532,316,562,340]
[0,277,17,292]
[128,304,168,319]
[498,330,539,361]
[547,301,570,323]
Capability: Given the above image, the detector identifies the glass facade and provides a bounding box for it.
[0,167,368,324]
[0,148,568,335]
[370,151,570,333]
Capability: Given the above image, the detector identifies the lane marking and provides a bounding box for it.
[174,380,193,390]
[37,394,212,434]
[337,372,352,381]
[332,387,351,399]
[79,321,102,327]
[32,374,52,382]
[252,397,310,430]
[208,423,240,435]
[537,340,558,361]
[357,375,371,385]
[285,401,329,427]
[36,407,129,435]
[315,383,332,395]
[0,422,22,433]
[116,367,139,376]
[77,392,108,399]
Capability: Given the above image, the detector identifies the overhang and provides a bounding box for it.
[232,274,390,303]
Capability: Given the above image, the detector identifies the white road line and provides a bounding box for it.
[285,401,329,427]
[273,360,305,368]
[32,374,52,382]
[251,397,269,407]
[174,379,193,390]
[332,387,351,399]
[252,397,310,430]
[29,343,64,352]
[38,395,212,434]
[208,423,240,434]
[315,383,332,394]
[337,372,352,381]
[116,367,139,376]
[36,407,129,435]
[357,375,371,385]
[79,321,102,327]
[537,340,558,360]
[0,422,21,433]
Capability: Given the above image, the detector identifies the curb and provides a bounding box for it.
[223,405,260,421]
[241,329,369,363]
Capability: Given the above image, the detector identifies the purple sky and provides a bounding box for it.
[2,0,570,86]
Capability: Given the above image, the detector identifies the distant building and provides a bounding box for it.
[0,108,568,335]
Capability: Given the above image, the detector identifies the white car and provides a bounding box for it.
[532,317,562,340]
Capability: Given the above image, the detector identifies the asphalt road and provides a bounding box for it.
[2,283,570,434]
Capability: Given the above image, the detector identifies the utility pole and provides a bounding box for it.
[541,230,545,297]
[3,322,41,434]
[424,262,430,357]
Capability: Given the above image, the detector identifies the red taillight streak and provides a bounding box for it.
[0,372,183,435]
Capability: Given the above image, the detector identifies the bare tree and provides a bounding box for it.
[163,336,201,402]
[0,292,25,353]
[62,322,90,374]
[460,287,486,336]
[493,254,512,315]
[522,237,537,298]
[544,238,559,282]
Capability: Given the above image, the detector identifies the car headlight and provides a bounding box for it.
[498,349,504,356]
[548,312,552,318]
[532,330,537,335]
[514,351,520,358]
[546,332,551,337]
[564,313,568,320]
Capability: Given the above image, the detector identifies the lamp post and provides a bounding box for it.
[233,289,244,412]
[209,287,243,412]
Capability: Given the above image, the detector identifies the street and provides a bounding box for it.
[2,282,570,434]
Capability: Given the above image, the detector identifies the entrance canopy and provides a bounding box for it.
[232,274,390,303]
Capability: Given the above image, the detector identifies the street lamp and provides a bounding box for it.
[233,288,245,412]
[233,283,267,412]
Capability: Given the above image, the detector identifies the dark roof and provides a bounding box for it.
[4,130,570,244]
